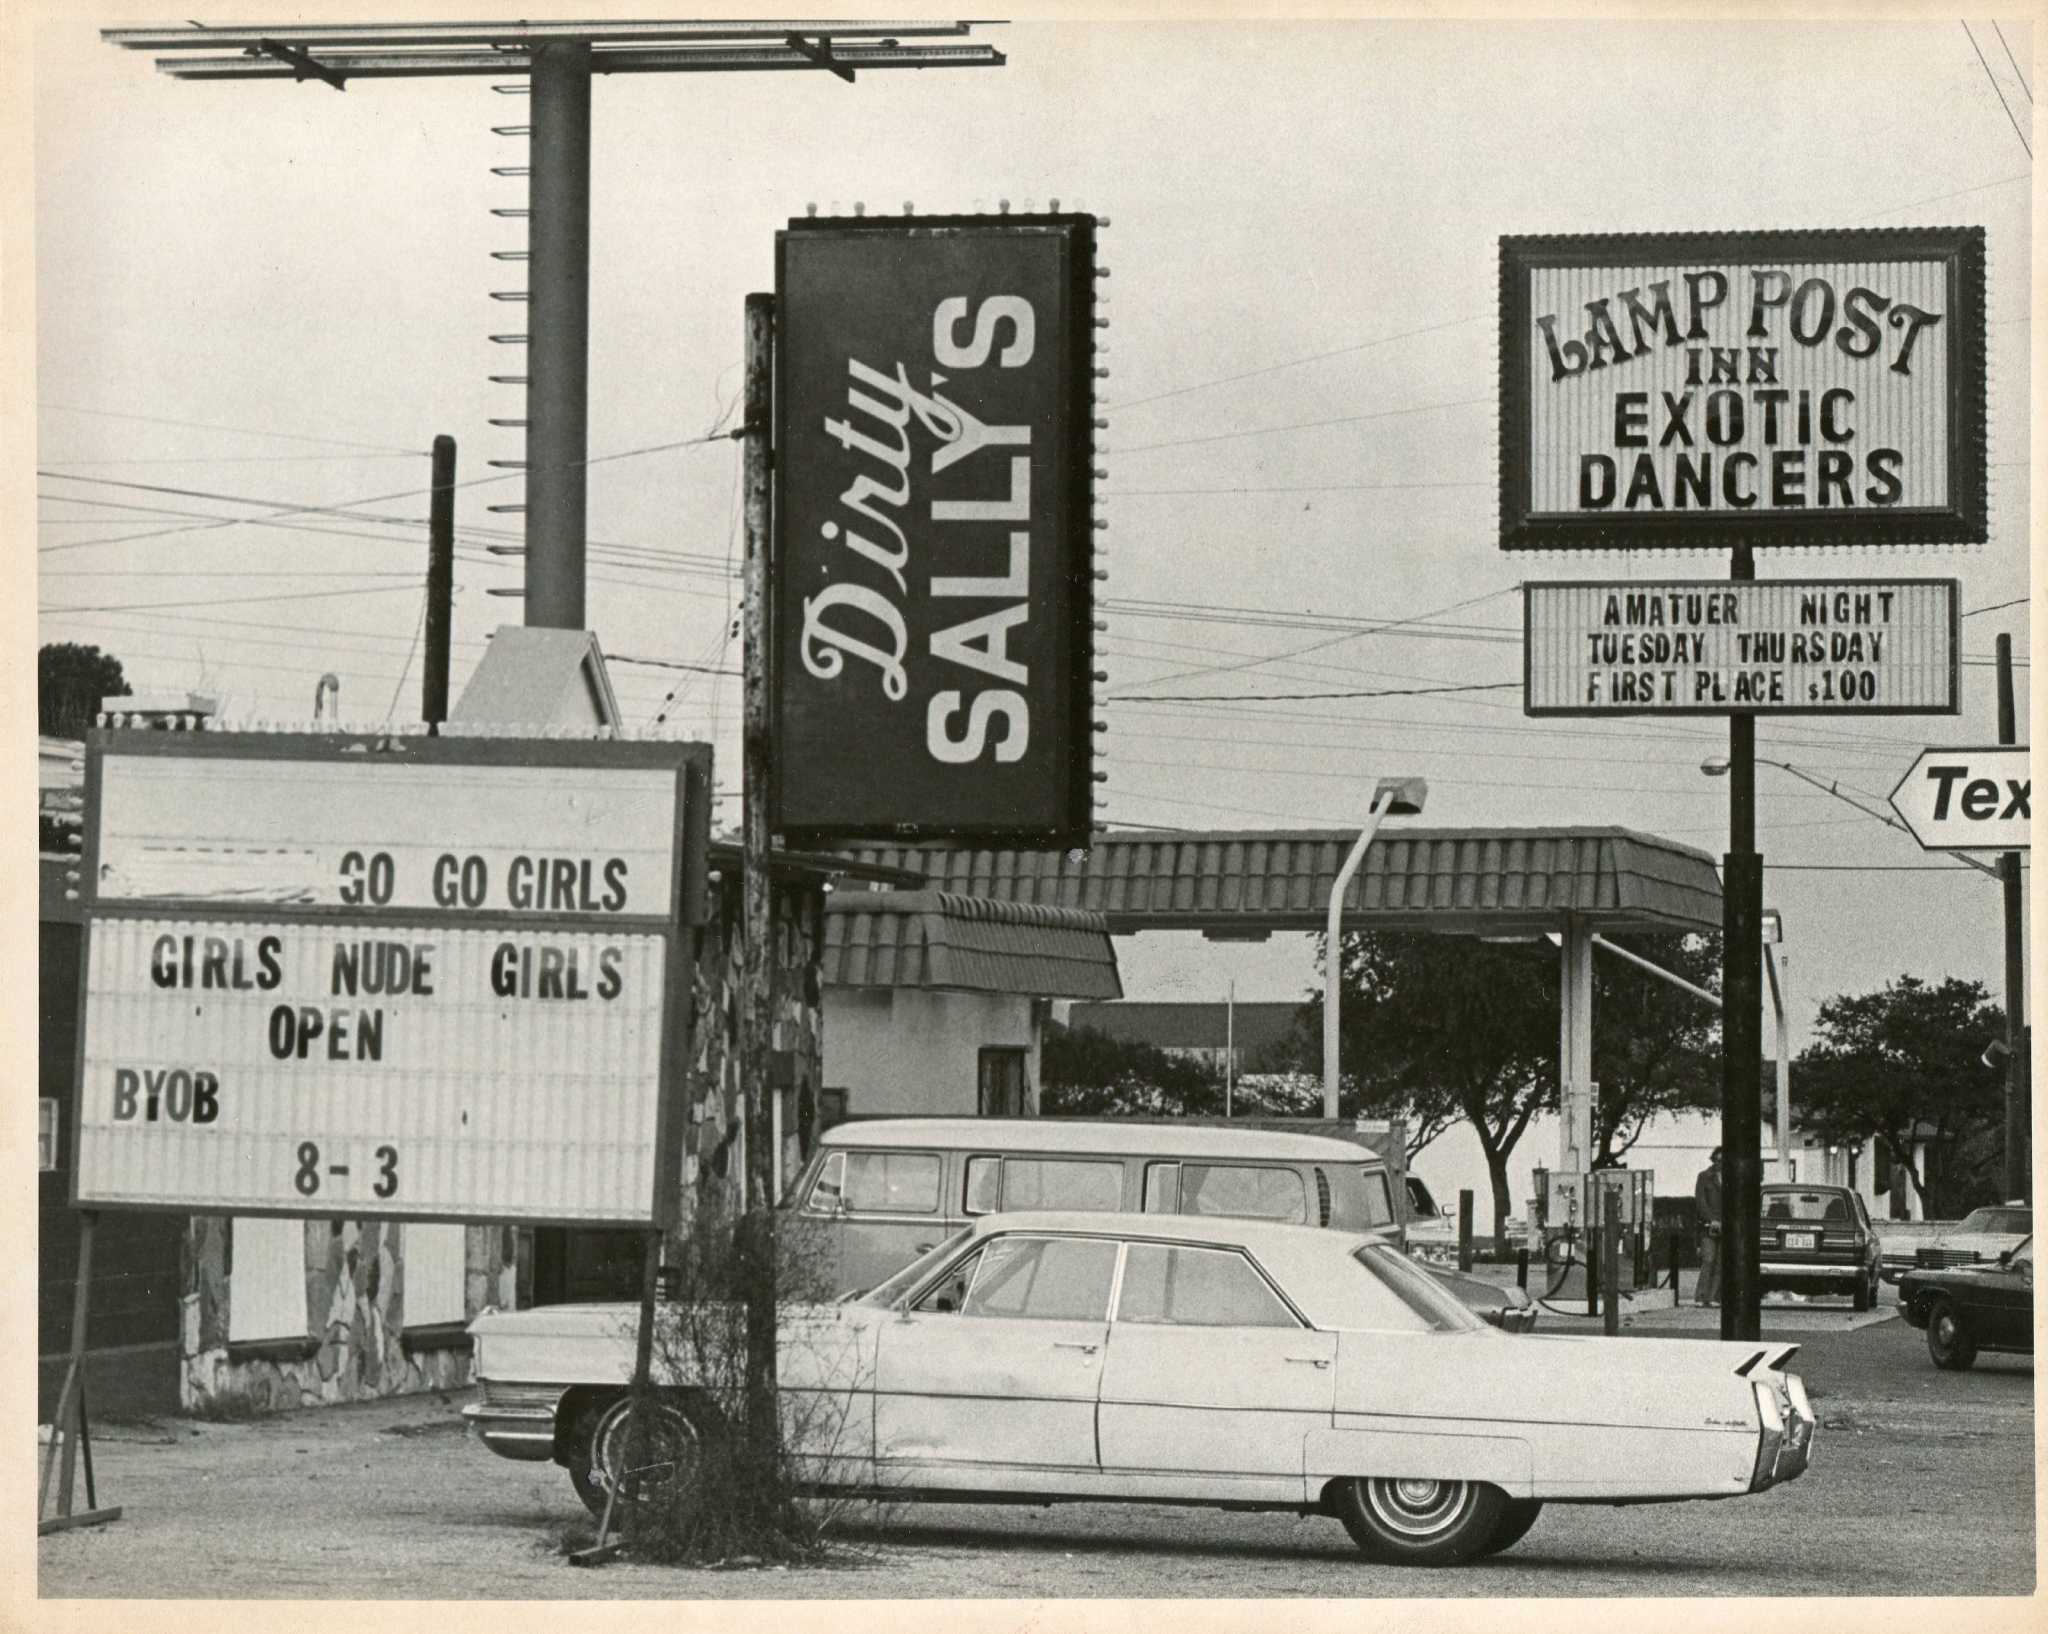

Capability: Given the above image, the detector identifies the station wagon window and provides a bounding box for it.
[1116,1244,1298,1328]
[1181,1164,1307,1223]
[957,1235,1118,1321]
[1360,1169,1395,1228]
[805,1150,941,1215]
[999,1158,1122,1212]
[1143,1163,1180,1214]
[964,1156,1002,1215]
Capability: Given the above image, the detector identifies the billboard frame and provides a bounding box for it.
[1521,576,1962,718]
[770,211,1098,848]
[1498,226,1988,550]
[70,730,712,1229]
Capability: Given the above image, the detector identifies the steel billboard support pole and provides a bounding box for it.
[1764,941,1791,1178]
[1997,634,2029,1203]
[423,435,455,728]
[1559,915,1593,1176]
[524,42,591,629]
[739,292,780,1506]
[1722,546,1764,1343]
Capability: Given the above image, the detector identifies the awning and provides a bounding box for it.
[823,890,1123,998]
[834,827,1721,939]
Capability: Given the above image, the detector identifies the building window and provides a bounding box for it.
[228,1217,309,1342]
[978,1047,1028,1117]
[39,1100,58,1172]
[405,1223,467,1328]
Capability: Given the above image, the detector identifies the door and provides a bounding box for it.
[1097,1241,1335,1494]
[1986,1239,2034,1347]
[874,1233,1118,1484]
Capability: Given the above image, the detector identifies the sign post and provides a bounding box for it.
[1503,226,1987,1343]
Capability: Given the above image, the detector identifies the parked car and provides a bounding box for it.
[785,1118,1533,1331]
[1899,1237,2034,1370]
[466,1212,1814,1561]
[1759,1183,1883,1310]
[1912,1204,2034,1273]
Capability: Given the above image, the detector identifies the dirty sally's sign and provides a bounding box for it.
[774,214,1097,844]
[1499,228,1987,549]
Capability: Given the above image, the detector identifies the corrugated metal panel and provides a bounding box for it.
[837,827,1721,936]
[822,890,1120,998]
[75,918,666,1221]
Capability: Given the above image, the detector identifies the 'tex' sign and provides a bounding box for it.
[1888,746,2032,852]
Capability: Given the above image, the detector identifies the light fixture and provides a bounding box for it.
[1701,754,1731,777]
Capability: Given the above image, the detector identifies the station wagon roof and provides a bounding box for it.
[819,1117,1386,1164]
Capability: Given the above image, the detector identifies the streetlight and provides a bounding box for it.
[1761,909,1791,1181]
[1700,754,1999,877]
[1323,776,1428,1119]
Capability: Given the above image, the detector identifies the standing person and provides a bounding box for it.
[1693,1147,1724,1307]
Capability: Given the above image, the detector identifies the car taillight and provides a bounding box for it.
[1749,1380,1786,1491]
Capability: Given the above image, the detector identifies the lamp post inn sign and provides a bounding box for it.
[1503,227,1987,1346]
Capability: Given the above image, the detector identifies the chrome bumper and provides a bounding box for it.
[463,1383,564,1463]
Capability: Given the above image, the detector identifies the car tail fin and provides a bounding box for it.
[1733,1343,1799,1377]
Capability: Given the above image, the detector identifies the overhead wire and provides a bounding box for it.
[1962,20,2031,157]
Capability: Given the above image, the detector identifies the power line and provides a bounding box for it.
[1964,597,2029,617]
[1109,396,1491,458]
[43,583,432,615]
[1962,21,2031,157]
[1116,680,1518,704]
[36,402,428,455]
[1106,312,1487,414]
[1991,20,2032,102]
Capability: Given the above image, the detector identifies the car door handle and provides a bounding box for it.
[1052,1341,1100,1354]
[1285,1356,1332,1369]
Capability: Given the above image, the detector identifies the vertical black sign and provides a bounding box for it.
[773,214,1097,845]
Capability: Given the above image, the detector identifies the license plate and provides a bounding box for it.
[1785,1232,1817,1251]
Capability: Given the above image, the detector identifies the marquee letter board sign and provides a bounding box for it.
[1524,578,1959,715]
[773,213,1098,846]
[1499,228,1987,549]
[71,731,710,1227]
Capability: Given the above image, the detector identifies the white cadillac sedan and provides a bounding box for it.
[466,1211,1814,1565]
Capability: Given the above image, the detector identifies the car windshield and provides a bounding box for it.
[1350,1243,1489,1333]
[1762,1188,1854,1223]
[1957,1207,2030,1235]
[856,1226,975,1308]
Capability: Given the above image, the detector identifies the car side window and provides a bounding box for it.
[1144,1163,1181,1214]
[963,1155,1001,1215]
[843,1151,941,1214]
[804,1151,846,1213]
[1116,1243,1299,1328]
[1001,1158,1123,1212]
[913,1247,984,1314]
[959,1235,1119,1321]
[1181,1164,1307,1223]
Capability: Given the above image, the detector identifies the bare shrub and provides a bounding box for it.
[604,1196,883,1566]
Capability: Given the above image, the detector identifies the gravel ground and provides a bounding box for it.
[36,1312,2033,1603]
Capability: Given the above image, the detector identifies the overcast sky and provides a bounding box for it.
[21,4,2035,1040]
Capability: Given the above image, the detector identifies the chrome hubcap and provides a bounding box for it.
[1363,1477,1466,1537]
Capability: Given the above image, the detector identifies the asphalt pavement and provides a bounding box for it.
[36,1306,2034,1604]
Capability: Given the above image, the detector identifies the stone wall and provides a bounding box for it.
[177,873,826,1413]
[179,1221,513,1412]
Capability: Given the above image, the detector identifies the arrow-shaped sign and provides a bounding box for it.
[1888,746,2031,852]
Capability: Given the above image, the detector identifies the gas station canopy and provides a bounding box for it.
[838,827,1722,940]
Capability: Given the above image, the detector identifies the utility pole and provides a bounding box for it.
[524,44,591,629]
[423,435,455,727]
[1997,633,2030,1202]
[739,292,779,1508]
[1720,544,1764,1343]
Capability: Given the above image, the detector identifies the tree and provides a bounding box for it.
[1793,975,2006,1216]
[1040,1023,1228,1117]
[39,643,131,738]
[1296,933,1558,1251]
[1276,931,1723,1249]
[1588,933,1722,1164]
